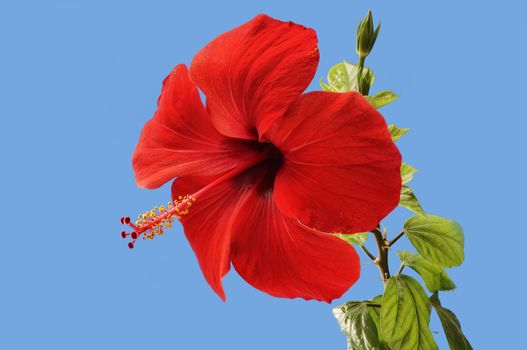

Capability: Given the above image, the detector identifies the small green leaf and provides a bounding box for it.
[320,78,336,92]
[336,232,369,245]
[400,185,425,216]
[401,163,418,185]
[334,302,384,350]
[386,275,438,350]
[430,293,473,350]
[380,276,415,342]
[388,124,410,142]
[321,61,375,93]
[365,90,399,109]
[404,215,464,268]
[397,251,456,292]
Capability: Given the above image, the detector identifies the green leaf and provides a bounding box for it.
[385,275,438,350]
[400,185,426,216]
[320,79,336,92]
[388,124,410,142]
[430,293,473,350]
[367,296,386,347]
[321,61,375,93]
[380,276,415,342]
[365,90,399,109]
[334,302,384,350]
[404,215,465,268]
[401,163,418,185]
[336,232,369,245]
[397,251,456,292]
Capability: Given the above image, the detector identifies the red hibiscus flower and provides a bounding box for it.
[121,14,402,302]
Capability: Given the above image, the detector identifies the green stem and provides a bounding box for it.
[396,263,405,275]
[388,230,405,246]
[357,56,366,95]
[365,303,381,308]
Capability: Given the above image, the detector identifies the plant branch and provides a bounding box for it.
[371,227,390,286]
[360,244,377,261]
[388,230,405,246]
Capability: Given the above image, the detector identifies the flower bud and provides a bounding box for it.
[359,69,375,96]
[356,10,381,59]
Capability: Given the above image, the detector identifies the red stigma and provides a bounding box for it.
[119,195,196,249]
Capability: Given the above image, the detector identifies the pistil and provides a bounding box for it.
[120,195,196,249]
[120,146,278,249]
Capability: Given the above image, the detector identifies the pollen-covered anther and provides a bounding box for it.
[119,195,196,249]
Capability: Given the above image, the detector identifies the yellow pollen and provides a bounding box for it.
[130,194,196,243]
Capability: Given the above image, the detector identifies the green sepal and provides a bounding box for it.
[360,69,375,95]
[397,251,456,292]
[388,124,410,142]
[400,185,426,216]
[382,275,438,350]
[403,215,465,268]
[320,61,375,93]
[365,90,399,109]
[335,232,369,246]
[333,301,385,350]
[401,163,418,185]
[430,293,473,350]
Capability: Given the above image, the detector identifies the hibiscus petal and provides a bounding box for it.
[177,176,251,301]
[230,186,360,302]
[171,175,215,198]
[266,91,402,233]
[132,64,248,189]
[178,168,360,302]
[190,14,319,140]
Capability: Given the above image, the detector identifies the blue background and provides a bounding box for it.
[1,0,525,349]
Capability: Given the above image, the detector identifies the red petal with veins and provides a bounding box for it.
[176,176,245,301]
[177,167,360,302]
[190,14,319,140]
[132,64,250,189]
[266,91,402,233]
[171,175,215,198]
[230,187,360,302]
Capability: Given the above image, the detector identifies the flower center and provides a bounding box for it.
[231,140,283,194]
[120,140,283,248]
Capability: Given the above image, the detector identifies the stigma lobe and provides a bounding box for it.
[119,195,196,249]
